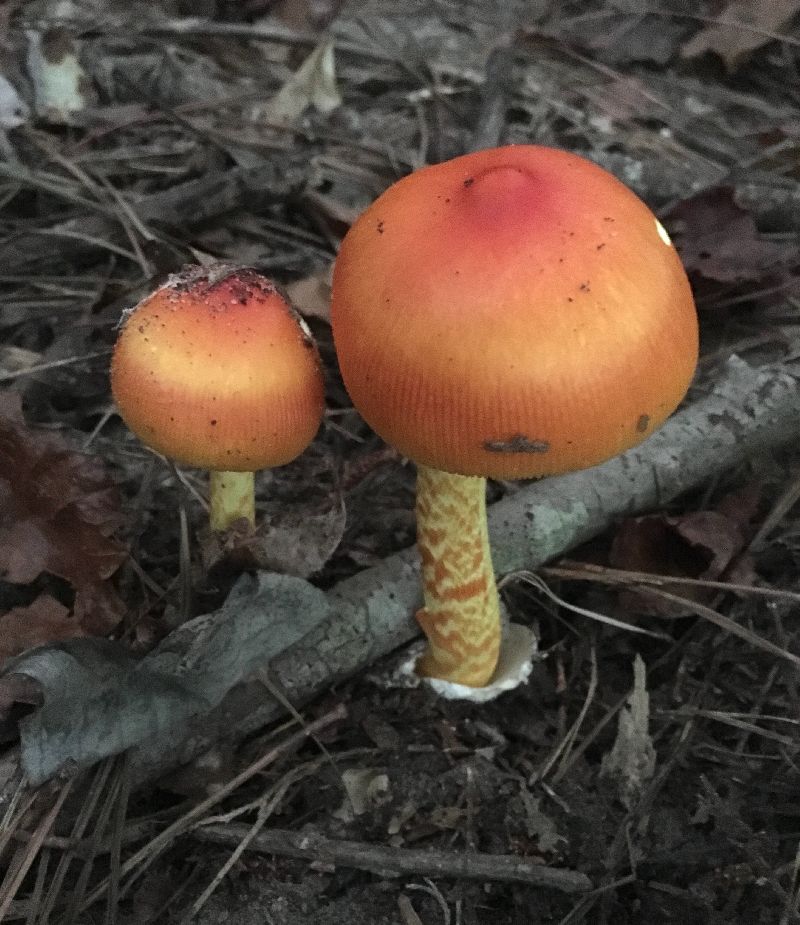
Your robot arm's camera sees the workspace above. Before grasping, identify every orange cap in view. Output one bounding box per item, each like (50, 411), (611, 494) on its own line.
(111, 265), (325, 471)
(331, 145), (698, 479)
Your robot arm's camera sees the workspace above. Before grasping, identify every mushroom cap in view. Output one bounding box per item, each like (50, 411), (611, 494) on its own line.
(331, 145), (698, 479)
(111, 265), (325, 471)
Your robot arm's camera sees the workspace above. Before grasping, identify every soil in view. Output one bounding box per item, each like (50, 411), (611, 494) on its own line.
(0, 1), (799, 923)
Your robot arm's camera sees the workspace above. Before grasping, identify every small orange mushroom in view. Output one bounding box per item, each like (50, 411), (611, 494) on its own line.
(331, 144), (698, 689)
(112, 264), (325, 531)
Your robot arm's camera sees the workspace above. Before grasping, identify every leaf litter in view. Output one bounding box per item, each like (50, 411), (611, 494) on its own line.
(0, 391), (126, 664)
(680, 0), (800, 71)
(0, 0), (799, 922)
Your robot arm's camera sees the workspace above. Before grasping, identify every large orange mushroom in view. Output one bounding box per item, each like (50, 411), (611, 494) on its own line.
(112, 265), (325, 531)
(331, 145), (698, 690)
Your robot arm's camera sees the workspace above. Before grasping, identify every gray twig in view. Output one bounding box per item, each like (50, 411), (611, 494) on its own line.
(194, 824), (593, 893)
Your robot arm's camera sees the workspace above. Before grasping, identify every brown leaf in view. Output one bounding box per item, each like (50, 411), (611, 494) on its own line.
(0, 392), (127, 589)
(665, 186), (791, 285)
(610, 506), (753, 614)
(611, 516), (711, 583)
(0, 594), (86, 664)
(73, 582), (127, 636)
(680, 0), (800, 71)
(612, 510), (748, 581)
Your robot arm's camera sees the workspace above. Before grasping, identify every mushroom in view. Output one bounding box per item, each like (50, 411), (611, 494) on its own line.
(331, 145), (698, 691)
(111, 264), (325, 531)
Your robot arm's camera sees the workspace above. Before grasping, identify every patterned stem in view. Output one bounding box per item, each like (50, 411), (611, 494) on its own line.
(415, 465), (501, 686)
(209, 470), (255, 531)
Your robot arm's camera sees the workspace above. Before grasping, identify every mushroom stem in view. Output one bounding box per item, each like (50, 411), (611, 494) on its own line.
(414, 465), (501, 686)
(209, 470), (256, 531)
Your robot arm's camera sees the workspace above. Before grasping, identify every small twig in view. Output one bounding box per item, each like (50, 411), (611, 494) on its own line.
(659, 706), (796, 746)
(398, 893), (426, 925)
(144, 19), (397, 63)
(469, 34), (516, 152)
(0, 780), (74, 921)
(183, 766), (305, 922)
(37, 758), (115, 923)
(500, 571), (671, 639)
(62, 758), (128, 925)
(407, 879), (450, 924)
(533, 647), (598, 785)
(193, 824), (593, 894)
(0, 162), (305, 272)
(541, 561), (800, 606)
(639, 586), (800, 670)
(649, 7), (800, 51)
(0, 349), (111, 383)
(749, 468), (800, 552)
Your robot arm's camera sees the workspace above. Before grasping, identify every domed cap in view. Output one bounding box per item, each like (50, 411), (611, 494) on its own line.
(112, 265), (325, 471)
(331, 145), (698, 479)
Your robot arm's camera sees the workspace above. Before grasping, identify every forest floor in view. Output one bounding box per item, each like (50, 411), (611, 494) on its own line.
(1, 1), (800, 923)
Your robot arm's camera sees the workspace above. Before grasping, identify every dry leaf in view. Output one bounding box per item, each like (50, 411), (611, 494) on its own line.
(0, 594), (85, 665)
(263, 38), (341, 125)
(600, 654), (655, 809)
(680, 0), (800, 70)
(0, 393), (126, 589)
(666, 186), (791, 285)
(333, 768), (391, 821)
(285, 265), (333, 323)
(0, 392), (126, 665)
(610, 504), (754, 616)
(25, 27), (96, 123)
(73, 582), (127, 636)
(1, 573), (330, 784)
(201, 497), (346, 579)
(612, 510), (746, 581)
(519, 789), (565, 854)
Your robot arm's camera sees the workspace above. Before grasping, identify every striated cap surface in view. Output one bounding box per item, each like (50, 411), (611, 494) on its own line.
(112, 265), (325, 471)
(331, 145), (698, 479)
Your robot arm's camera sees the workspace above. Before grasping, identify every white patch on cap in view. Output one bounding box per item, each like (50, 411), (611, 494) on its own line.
(655, 219), (672, 246)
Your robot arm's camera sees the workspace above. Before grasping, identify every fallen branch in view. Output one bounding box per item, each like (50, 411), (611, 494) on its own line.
(134, 356), (800, 779)
(193, 824), (593, 893)
(4, 357), (799, 786)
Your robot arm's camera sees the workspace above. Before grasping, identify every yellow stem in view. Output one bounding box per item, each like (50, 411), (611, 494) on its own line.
(209, 470), (255, 531)
(414, 465), (501, 686)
